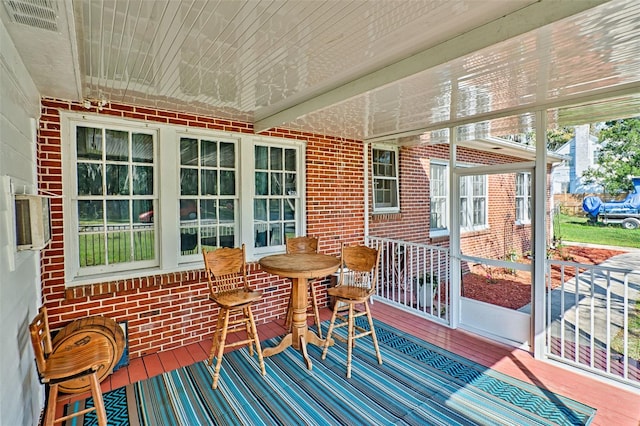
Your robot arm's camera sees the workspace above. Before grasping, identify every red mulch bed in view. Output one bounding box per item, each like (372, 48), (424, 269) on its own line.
(462, 245), (628, 310)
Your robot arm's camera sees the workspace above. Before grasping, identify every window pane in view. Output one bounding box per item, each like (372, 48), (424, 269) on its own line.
(132, 133), (153, 163)
(106, 164), (129, 195)
(133, 165), (153, 195)
(181, 168), (198, 195)
(201, 169), (217, 195)
(180, 228), (198, 254)
(270, 223), (282, 245)
(254, 199), (267, 221)
(271, 172), (283, 196)
(255, 172), (268, 195)
(285, 172), (296, 195)
(105, 130), (128, 161)
(133, 230), (155, 260)
(133, 199), (153, 224)
(220, 170), (235, 195)
(255, 145), (268, 169)
(220, 142), (234, 168)
(180, 138), (198, 165)
(77, 127), (102, 160)
(201, 199), (217, 221)
(79, 233), (105, 267)
(106, 200), (129, 225)
(270, 147), (282, 170)
(269, 199), (281, 221)
(78, 200), (103, 226)
(219, 200), (234, 224)
(284, 198), (295, 220)
(285, 149), (296, 171)
(201, 140), (217, 167)
(180, 199), (197, 222)
(77, 163), (103, 195)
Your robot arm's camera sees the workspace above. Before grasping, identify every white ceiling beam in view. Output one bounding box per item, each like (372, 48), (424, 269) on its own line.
(254, 0), (607, 133)
(365, 81), (640, 143)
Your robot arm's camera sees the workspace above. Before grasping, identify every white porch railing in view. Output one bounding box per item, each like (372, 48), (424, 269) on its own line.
(367, 237), (450, 325)
(545, 259), (640, 388)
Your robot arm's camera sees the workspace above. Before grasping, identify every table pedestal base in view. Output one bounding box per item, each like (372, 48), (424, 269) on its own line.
(263, 330), (334, 370)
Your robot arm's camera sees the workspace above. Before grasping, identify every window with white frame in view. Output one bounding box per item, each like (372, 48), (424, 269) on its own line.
(460, 174), (487, 230)
(430, 163), (488, 233)
(515, 172), (531, 223)
(63, 114), (303, 284)
(178, 136), (238, 257)
(430, 162), (448, 233)
(372, 146), (399, 212)
(73, 125), (158, 275)
(254, 145), (298, 248)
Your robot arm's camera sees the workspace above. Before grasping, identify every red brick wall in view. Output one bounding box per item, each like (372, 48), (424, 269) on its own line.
(38, 98), (365, 358)
(368, 144), (536, 260)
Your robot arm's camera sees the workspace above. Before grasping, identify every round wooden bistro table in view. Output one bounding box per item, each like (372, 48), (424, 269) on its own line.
(258, 252), (340, 370)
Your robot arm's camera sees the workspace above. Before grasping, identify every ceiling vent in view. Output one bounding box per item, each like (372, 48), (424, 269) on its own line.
(3, 0), (58, 32)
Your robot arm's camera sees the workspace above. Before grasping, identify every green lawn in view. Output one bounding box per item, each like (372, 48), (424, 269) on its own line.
(556, 214), (640, 249)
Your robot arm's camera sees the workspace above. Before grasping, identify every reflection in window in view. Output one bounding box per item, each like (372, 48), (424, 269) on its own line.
(179, 137), (237, 255)
(254, 145), (298, 248)
(75, 126), (156, 271)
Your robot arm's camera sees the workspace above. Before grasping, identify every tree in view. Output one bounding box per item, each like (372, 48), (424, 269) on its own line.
(546, 127), (574, 151)
(582, 117), (640, 194)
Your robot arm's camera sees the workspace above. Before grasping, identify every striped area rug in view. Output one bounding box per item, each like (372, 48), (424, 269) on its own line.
(65, 319), (596, 425)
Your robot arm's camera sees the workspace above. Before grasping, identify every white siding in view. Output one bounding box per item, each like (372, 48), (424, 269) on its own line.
(0, 18), (44, 426)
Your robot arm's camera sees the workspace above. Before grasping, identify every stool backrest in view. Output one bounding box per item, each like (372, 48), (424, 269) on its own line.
(202, 244), (249, 297)
(286, 236), (318, 254)
(29, 306), (52, 376)
(339, 244), (380, 295)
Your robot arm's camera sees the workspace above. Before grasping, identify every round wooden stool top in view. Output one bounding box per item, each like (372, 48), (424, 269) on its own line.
(51, 315), (125, 393)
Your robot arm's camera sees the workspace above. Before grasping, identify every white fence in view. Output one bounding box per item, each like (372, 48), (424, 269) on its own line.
(546, 259), (640, 388)
(367, 237), (450, 324)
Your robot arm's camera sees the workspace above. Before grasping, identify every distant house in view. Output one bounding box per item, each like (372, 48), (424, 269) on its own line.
(551, 124), (602, 194)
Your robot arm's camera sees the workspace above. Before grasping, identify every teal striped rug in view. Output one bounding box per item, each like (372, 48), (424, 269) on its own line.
(65, 320), (595, 425)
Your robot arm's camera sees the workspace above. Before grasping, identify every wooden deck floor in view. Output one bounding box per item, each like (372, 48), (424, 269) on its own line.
(56, 303), (640, 425)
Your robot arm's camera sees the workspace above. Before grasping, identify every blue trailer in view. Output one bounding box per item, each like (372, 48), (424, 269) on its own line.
(582, 176), (640, 229)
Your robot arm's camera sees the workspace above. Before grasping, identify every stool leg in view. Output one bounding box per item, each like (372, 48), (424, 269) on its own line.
(212, 309), (230, 390)
(89, 371), (108, 426)
(321, 302), (339, 360)
(309, 282), (322, 338)
(246, 306), (266, 376)
(243, 307), (255, 356)
(44, 383), (57, 426)
(208, 313), (225, 365)
(365, 301), (382, 365)
(346, 303), (354, 379)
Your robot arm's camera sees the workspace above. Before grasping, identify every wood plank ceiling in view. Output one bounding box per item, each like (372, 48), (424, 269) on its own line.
(2, 0), (639, 142)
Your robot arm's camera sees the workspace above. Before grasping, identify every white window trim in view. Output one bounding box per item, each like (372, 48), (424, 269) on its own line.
(429, 162), (489, 236)
(430, 160), (449, 238)
(515, 172), (532, 225)
(61, 112), (305, 287)
(371, 144), (400, 213)
(460, 175), (489, 233)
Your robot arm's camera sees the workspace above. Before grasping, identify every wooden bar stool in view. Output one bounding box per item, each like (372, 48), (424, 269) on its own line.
(321, 243), (383, 378)
(203, 244), (266, 389)
(284, 236), (323, 337)
(29, 306), (110, 426)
